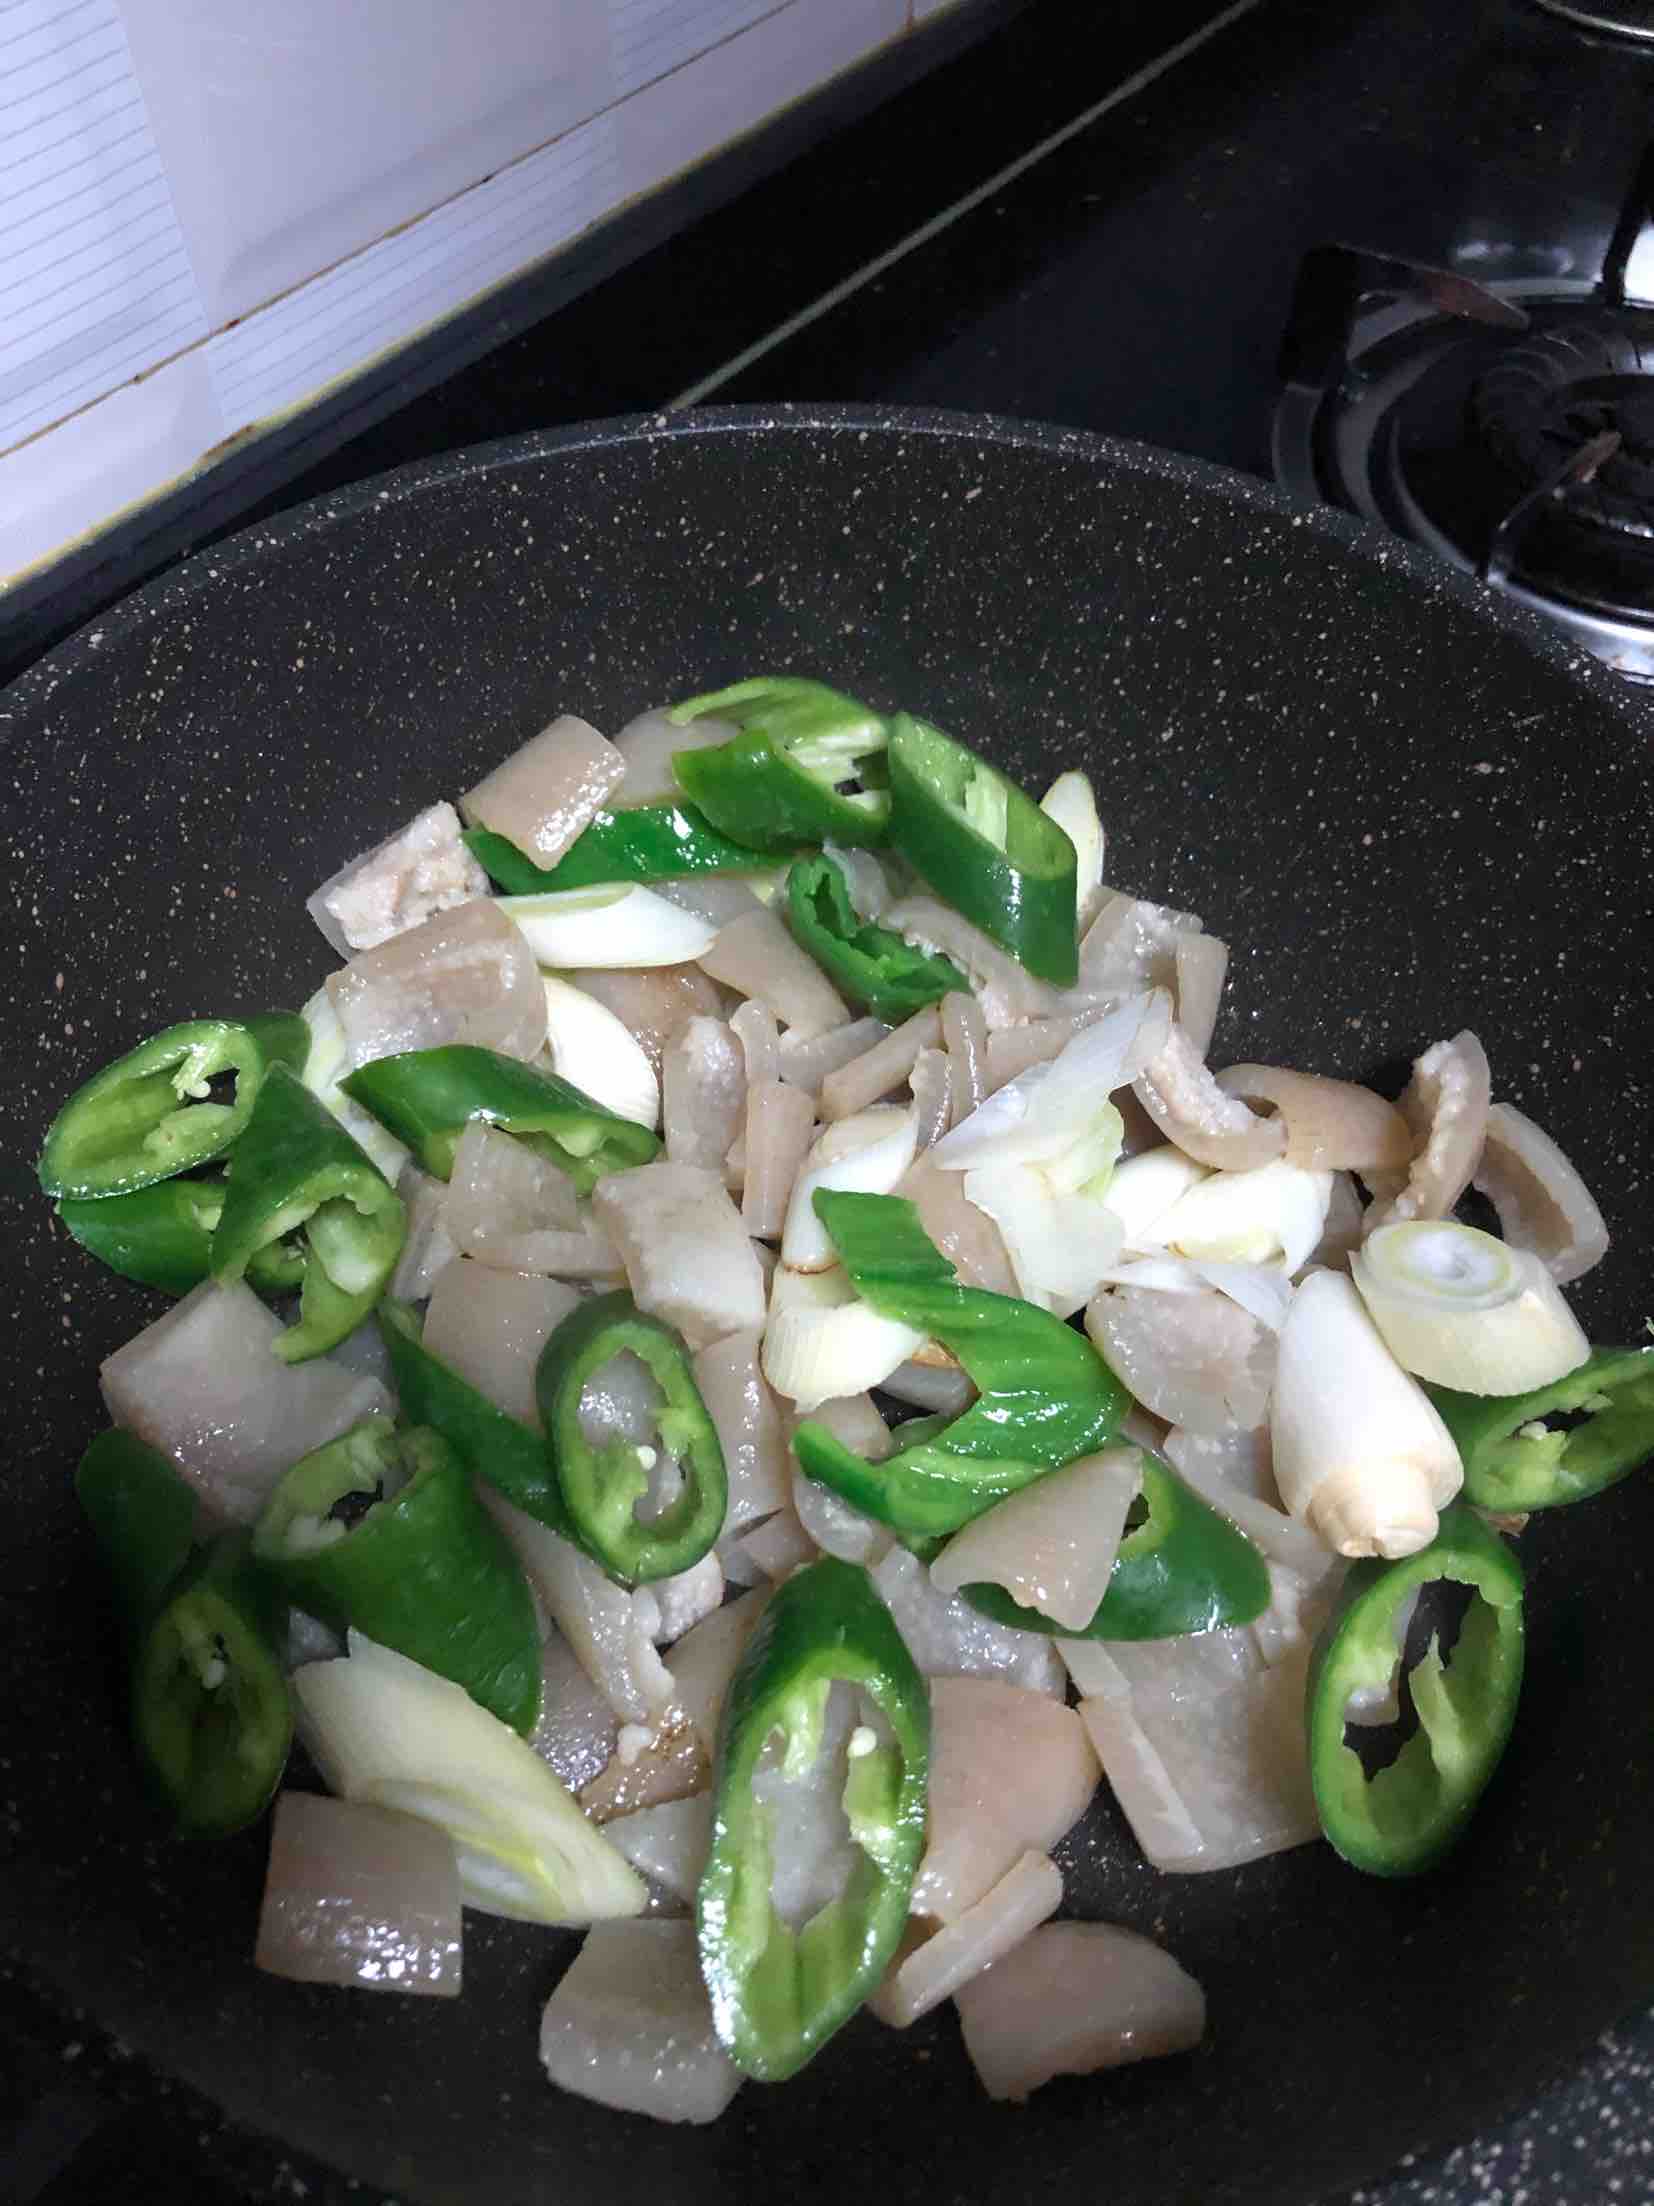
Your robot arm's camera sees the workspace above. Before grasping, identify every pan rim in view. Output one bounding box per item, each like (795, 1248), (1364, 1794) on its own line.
(3, 401), (1649, 750)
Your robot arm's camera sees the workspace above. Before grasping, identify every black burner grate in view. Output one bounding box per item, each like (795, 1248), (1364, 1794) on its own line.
(1473, 316), (1654, 537)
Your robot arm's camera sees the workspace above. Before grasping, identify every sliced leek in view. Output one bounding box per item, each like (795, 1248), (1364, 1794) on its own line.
(540, 975), (659, 1129)
(1270, 1270), (1463, 1560)
(780, 1107), (919, 1272)
(1152, 1158), (1333, 1274)
(493, 886), (717, 968)
(760, 1263), (923, 1412)
(1039, 770), (1105, 932)
(298, 985), (411, 1183)
(292, 1630), (646, 1925)
(1352, 1221), (1590, 1395)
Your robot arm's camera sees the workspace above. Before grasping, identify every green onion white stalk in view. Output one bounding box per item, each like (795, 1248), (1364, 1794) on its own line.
(540, 976), (659, 1128)
(299, 985), (410, 1182)
(494, 886), (718, 969)
(1151, 1158), (1333, 1273)
(1351, 1220), (1590, 1394)
(1039, 771), (1105, 932)
(293, 1631), (647, 1925)
(780, 1106), (919, 1272)
(1270, 1270), (1463, 1558)
(761, 1264), (925, 1413)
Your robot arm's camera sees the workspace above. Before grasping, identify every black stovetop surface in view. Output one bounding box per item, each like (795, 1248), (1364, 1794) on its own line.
(7, 2), (1654, 2200)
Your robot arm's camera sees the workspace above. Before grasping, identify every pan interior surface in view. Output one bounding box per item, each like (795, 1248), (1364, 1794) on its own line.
(2, 407), (1651, 2206)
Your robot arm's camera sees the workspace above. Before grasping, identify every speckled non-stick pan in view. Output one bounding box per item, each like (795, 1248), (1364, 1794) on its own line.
(3, 405), (1651, 2206)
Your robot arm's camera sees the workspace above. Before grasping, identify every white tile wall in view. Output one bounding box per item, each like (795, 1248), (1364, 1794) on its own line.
(616, 0), (905, 203)
(118, 0), (616, 328)
(0, 0), (916, 587)
(0, 0), (203, 446)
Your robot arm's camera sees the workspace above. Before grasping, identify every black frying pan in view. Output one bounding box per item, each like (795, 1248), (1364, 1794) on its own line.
(3, 406), (1651, 2206)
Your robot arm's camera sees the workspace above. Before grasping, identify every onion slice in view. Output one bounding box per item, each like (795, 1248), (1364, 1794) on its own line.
(1149, 1158), (1332, 1274)
(1040, 770), (1105, 930)
(541, 977), (659, 1128)
(932, 992), (1169, 1172)
(1351, 1219), (1590, 1394)
(782, 1107), (920, 1271)
(293, 1632), (646, 1926)
(762, 1265), (923, 1412)
(496, 886), (717, 969)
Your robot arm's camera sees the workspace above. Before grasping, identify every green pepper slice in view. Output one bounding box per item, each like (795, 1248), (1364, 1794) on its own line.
(669, 678), (892, 853)
(1425, 1346), (1654, 1513)
(1306, 1503), (1524, 1877)
(697, 1557), (928, 2080)
(791, 1192), (1128, 1539)
(210, 1065), (405, 1363)
(465, 802), (778, 892)
(534, 1290), (727, 1586)
(887, 713), (1078, 987)
(376, 1298), (572, 1533)
(252, 1419), (541, 1735)
(783, 853), (971, 1022)
(38, 1013), (309, 1199)
(58, 1176), (306, 1297)
(960, 1449), (1270, 1640)
(341, 1044), (660, 1192)
(76, 1429), (197, 1626)
(133, 1531), (294, 1839)
(76, 1431), (293, 1837)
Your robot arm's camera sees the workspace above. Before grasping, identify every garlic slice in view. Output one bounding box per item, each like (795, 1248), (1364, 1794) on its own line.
(1351, 1219), (1590, 1394)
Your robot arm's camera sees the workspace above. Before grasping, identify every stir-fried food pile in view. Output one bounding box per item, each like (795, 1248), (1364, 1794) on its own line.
(40, 679), (1652, 2121)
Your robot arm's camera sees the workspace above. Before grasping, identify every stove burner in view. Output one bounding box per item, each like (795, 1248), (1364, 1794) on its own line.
(1529, 0), (1654, 40)
(1273, 248), (1654, 681)
(1473, 316), (1654, 538)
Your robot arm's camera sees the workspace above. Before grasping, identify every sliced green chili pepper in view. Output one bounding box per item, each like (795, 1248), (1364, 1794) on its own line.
(1306, 1503), (1524, 1878)
(377, 1299), (572, 1539)
(133, 1530), (294, 1839)
(784, 852), (970, 1021)
(960, 1448), (1270, 1640)
(534, 1290), (727, 1586)
(210, 1065), (405, 1363)
(38, 1013), (309, 1199)
(252, 1419), (541, 1735)
(58, 1176), (306, 1297)
(76, 1429), (197, 1626)
(792, 1192), (1128, 1539)
(464, 800), (780, 892)
(341, 1044), (660, 1192)
(697, 1556), (928, 2080)
(887, 713), (1078, 987)
(1425, 1347), (1654, 1514)
(669, 677), (892, 853)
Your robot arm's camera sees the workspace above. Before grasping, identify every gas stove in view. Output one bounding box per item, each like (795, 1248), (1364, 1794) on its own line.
(1274, 9), (1654, 680)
